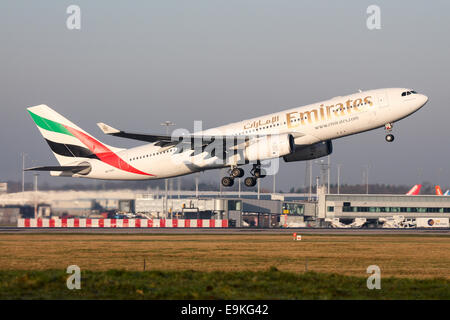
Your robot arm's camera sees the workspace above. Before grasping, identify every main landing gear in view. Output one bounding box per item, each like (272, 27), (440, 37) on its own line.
(221, 162), (266, 188)
(384, 123), (395, 142)
(221, 167), (244, 187)
(245, 161), (265, 187)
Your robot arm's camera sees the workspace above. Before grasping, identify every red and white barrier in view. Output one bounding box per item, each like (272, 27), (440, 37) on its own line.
(18, 218), (229, 228)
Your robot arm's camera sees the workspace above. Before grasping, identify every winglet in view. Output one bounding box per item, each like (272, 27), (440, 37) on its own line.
(97, 122), (121, 134)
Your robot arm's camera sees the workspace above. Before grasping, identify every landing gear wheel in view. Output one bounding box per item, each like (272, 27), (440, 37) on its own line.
(385, 134), (394, 142)
(253, 170), (266, 179)
(221, 176), (234, 187)
(244, 177), (257, 187)
(230, 167), (244, 178)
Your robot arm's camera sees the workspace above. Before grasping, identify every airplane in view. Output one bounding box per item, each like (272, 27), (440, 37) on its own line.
(25, 88), (428, 187)
(435, 185), (450, 196)
(406, 184), (421, 195)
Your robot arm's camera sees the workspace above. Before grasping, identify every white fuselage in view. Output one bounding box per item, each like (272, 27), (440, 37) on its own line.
(80, 88), (428, 180)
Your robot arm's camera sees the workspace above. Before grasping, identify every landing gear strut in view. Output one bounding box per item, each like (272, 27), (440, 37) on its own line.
(384, 123), (394, 142)
(250, 161), (266, 179)
(243, 161), (266, 187)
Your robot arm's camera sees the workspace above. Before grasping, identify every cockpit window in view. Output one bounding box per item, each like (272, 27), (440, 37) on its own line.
(402, 90), (418, 96)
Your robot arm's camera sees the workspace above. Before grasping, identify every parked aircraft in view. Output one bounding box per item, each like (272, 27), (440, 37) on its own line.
(406, 184), (422, 195)
(435, 185), (450, 196)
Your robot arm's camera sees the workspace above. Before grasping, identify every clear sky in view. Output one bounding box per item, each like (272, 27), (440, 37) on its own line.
(1, 1), (449, 191)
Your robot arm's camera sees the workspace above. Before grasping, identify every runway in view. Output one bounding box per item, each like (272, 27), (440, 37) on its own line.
(0, 227), (449, 235)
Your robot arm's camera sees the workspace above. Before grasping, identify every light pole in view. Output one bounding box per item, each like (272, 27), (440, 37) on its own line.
(315, 159), (328, 193)
(257, 178), (260, 200)
(169, 178), (173, 218)
(363, 164), (370, 194)
(417, 168), (423, 184)
(33, 174), (39, 218)
(273, 174), (276, 194)
(219, 169), (223, 197)
(195, 173), (199, 198)
(337, 164), (342, 194)
(327, 155), (330, 194)
(308, 161), (312, 201)
(160, 121), (175, 218)
(21, 153), (26, 193)
(238, 178), (241, 198)
(316, 176), (320, 200)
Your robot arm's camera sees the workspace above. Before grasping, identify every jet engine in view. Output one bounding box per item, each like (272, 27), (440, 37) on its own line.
(283, 140), (332, 162)
(245, 134), (294, 162)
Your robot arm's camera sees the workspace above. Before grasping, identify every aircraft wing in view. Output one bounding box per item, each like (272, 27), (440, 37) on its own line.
(96, 122), (306, 154)
(96, 122), (253, 147)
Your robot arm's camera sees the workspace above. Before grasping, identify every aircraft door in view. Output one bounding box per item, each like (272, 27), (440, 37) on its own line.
(376, 92), (389, 108)
(369, 91), (389, 123)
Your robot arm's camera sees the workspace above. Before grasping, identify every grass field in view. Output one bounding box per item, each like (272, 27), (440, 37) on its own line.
(0, 233), (449, 299)
(1, 269), (449, 299)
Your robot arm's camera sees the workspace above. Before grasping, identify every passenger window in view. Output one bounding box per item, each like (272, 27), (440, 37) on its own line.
(401, 92), (406, 96)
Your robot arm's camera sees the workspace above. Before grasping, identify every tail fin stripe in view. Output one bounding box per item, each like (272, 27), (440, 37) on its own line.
(64, 125), (153, 176)
(28, 110), (75, 137)
(28, 105), (154, 177)
(45, 139), (99, 160)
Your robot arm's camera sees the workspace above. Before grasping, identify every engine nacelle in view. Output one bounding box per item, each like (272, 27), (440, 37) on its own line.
(245, 134), (294, 162)
(75, 161), (92, 175)
(283, 140), (332, 162)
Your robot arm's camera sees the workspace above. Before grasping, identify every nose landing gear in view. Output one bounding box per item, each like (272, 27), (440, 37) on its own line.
(384, 123), (395, 142)
(385, 134), (394, 142)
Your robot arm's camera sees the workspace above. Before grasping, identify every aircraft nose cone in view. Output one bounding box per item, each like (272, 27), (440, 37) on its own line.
(419, 94), (429, 106)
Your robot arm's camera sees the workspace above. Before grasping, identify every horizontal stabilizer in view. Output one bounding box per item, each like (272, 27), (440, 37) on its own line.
(24, 165), (91, 174)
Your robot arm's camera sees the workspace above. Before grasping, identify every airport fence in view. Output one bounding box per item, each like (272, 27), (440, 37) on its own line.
(17, 218), (228, 228)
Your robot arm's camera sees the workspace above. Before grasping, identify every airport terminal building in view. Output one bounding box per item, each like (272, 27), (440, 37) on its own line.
(317, 192), (450, 228)
(1, 188), (450, 228)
